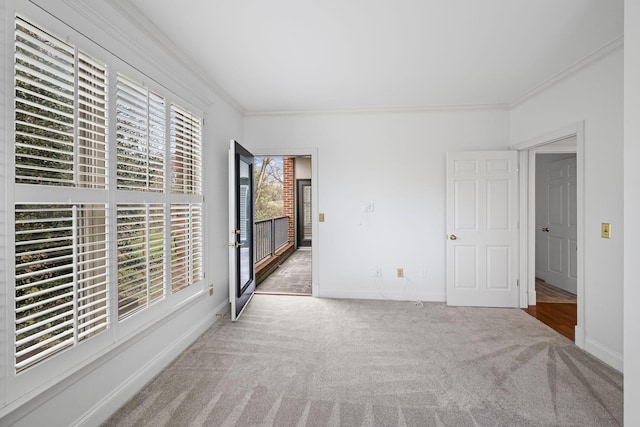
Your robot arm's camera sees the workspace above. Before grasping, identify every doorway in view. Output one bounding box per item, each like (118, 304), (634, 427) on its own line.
(515, 127), (583, 345)
(525, 148), (578, 340)
(252, 151), (317, 297)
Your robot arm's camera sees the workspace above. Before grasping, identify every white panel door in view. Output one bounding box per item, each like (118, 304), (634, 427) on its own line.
(446, 151), (519, 307)
(541, 156), (577, 294)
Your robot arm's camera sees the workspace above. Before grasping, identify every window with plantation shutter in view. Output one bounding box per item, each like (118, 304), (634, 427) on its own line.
(13, 16), (111, 373)
(15, 19), (75, 186)
(9, 14), (206, 384)
(15, 18), (108, 188)
(117, 204), (165, 320)
(171, 204), (203, 293)
(116, 74), (166, 192)
(170, 104), (202, 194)
(14, 204), (108, 372)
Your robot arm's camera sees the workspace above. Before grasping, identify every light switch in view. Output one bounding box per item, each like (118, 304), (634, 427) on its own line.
(601, 223), (611, 239)
(319, 213), (325, 222)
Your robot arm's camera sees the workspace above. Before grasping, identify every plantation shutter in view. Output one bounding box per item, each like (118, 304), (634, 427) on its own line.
(117, 204), (165, 320)
(116, 75), (166, 192)
(170, 203), (203, 293)
(14, 204), (108, 372)
(15, 18), (75, 186)
(77, 52), (108, 188)
(170, 104), (202, 194)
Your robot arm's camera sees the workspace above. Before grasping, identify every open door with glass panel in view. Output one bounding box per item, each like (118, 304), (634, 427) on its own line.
(228, 140), (255, 321)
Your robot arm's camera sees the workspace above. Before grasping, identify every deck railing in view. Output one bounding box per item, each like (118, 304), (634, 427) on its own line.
(255, 216), (289, 262)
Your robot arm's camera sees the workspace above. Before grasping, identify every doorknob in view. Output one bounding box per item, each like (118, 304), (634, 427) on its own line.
(449, 234), (457, 241)
(541, 227), (550, 232)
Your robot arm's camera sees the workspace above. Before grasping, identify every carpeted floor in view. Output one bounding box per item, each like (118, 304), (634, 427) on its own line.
(103, 295), (622, 426)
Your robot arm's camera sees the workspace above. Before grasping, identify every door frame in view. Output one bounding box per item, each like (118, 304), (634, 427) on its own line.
(512, 121), (585, 349)
(251, 147), (319, 297)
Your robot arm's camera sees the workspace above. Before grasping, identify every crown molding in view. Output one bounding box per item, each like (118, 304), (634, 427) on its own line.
(50, 0), (245, 114)
(510, 35), (624, 108)
(244, 103), (510, 117)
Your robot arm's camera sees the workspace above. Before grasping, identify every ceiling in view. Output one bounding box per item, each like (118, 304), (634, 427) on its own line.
(123, 0), (623, 113)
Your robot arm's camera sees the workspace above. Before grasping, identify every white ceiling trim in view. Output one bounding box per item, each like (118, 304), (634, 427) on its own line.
(244, 103), (510, 117)
(510, 36), (623, 108)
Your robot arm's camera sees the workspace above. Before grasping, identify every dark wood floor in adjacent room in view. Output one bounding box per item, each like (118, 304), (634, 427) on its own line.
(523, 303), (577, 341)
(523, 279), (577, 341)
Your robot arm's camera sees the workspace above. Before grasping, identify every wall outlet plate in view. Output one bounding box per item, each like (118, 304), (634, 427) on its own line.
(396, 268), (404, 278)
(601, 223), (611, 239)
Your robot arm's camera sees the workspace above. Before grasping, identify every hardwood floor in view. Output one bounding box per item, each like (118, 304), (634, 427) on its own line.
(523, 303), (577, 341)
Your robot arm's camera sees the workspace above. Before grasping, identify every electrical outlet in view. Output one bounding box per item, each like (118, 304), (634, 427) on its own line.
(396, 268), (404, 278)
(365, 203), (374, 213)
(209, 285), (214, 296)
(371, 268), (381, 277)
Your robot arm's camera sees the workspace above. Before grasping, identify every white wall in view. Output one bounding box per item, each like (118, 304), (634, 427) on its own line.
(244, 109), (509, 301)
(510, 48), (624, 368)
(295, 157), (312, 180)
(624, 0), (640, 424)
(0, 1), (242, 425)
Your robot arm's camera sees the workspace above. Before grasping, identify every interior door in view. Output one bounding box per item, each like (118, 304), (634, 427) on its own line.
(228, 140), (255, 321)
(446, 151), (519, 307)
(540, 156), (577, 294)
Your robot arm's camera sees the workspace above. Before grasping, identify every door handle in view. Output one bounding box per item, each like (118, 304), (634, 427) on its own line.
(541, 227), (550, 232)
(449, 234), (457, 241)
(226, 242), (242, 247)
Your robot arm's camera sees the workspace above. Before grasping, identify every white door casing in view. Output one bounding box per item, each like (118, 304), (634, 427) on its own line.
(446, 151), (519, 307)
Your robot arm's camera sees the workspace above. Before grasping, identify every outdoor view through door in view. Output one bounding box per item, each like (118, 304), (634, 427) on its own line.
(254, 156), (312, 296)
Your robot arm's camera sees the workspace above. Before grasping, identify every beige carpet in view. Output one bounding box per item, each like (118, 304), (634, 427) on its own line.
(103, 295), (622, 426)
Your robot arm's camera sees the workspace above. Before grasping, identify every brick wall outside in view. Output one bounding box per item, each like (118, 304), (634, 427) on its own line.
(283, 157), (295, 243)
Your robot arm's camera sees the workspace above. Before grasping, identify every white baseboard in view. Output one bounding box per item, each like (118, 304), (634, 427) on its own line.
(318, 288), (446, 302)
(75, 300), (229, 426)
(584, 336), (623, 373)
(575, 325), (585, 348)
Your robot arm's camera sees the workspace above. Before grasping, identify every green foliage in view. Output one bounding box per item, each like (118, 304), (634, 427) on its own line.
(254, 157), (283, 220)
